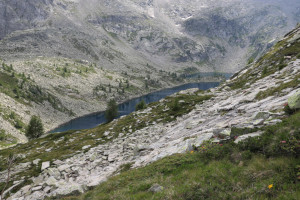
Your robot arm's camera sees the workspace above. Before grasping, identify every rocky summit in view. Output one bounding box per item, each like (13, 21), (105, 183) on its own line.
(0, 1), (300, 200)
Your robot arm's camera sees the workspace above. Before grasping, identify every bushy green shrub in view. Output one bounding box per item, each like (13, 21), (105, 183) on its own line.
(241, 150), (252, 160)
(14, 120), (23, 129)
(135, 100), (147, 111)
(171, 99), (180, 111)
(283, 103), (294, 115)
(105, 99), (119, 123)
(26, 115), (44, 139)
(262, 66), (268, 76)
(0, 130), (6, 141)
(278, 63), (287, 71)
(197, 141), (234, 161)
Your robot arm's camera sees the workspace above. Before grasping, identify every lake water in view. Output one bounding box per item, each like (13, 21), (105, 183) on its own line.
(50, 82), (220, 133)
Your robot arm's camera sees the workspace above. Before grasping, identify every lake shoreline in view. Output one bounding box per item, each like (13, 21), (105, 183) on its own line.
(47, 79), (225, 134)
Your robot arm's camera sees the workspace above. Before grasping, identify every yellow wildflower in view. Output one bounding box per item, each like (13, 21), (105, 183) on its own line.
(268, 184), (273, 189)
(190, 151), (194, 154)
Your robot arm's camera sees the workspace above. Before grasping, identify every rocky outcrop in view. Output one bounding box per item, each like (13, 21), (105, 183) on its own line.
(0, 0), (53, 39)
(288, 90), (300, 109)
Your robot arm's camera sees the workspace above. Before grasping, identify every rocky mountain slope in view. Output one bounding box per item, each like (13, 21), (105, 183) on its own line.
(0, 0), (300, 146)
(0, 24), (299, 199)
(1, 0), (300, 72)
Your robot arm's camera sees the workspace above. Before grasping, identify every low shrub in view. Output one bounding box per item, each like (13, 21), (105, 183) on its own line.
(278, 63), (287, 71)
(171, 99), (180, 111)
(135, 100), (147, 111)
(0, 130), (6, 141)
(284, 103), (295, 115)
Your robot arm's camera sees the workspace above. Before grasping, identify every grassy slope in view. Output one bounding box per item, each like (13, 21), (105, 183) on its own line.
(60, 111), (300, 200)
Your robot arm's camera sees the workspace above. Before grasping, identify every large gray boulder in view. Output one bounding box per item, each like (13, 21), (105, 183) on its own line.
(41, 161), (50, 171)
(234, 132), (263, 143)
(288, 90), (300, 109)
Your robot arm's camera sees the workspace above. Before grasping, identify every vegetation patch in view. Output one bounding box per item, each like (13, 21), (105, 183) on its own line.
(0, 63), (73, 115)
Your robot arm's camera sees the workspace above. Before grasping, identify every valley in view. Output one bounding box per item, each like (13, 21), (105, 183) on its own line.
(0, 23), (299, 200)
(0, 0), (300, 199)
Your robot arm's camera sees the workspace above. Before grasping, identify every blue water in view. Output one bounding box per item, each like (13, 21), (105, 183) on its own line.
(50, 82), (220, 133)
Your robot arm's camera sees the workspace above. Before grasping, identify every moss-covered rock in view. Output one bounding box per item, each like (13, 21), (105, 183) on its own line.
(288, 90), (300, 109)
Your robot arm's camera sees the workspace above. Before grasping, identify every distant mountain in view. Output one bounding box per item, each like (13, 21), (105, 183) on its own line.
(0, 0), (299, 73)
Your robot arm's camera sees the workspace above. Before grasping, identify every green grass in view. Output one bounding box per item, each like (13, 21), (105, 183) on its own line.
(60, 111), (300, 200)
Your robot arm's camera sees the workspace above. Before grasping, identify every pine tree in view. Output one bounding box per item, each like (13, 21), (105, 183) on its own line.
(135, 100), (146, 111)
(26, 115), (44, 139)
(105, 99), (119, 123)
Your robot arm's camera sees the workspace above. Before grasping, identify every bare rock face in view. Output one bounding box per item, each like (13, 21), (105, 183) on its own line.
(0, 0), (53, 40)
(0, 0), (299, 73)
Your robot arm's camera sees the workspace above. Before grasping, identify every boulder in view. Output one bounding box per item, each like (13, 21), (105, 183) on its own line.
(41, 161), (50, 171)
(253, 119), (265, 126)
(148, 184), (164, 193)
(47, 168), (61, 179)
(58, 164), (70, 172)
(136, 144), (152, 152)
(32, 186), (43, 192)
(82, 145), (91, 150)
(33, 175), (44, 185)
(55, 182), (86, 195)
(179, 88), (198, 95)
(45, 176), (57, 186)
(53, 160), (64, 165)
(288, 90), (300, 109)
(43, 186), (52, 194)
(30, 191), (44, 199)
(108, 153), (119, 162)
(213, 129), (231, 139)
(20, 185), (31, 194)
(180, 139), (194, 152)
(253, 112), (270, 120)
(33, 159), (41, 165)
(234, 132), (263, 143)
(89, 153), (98, 161)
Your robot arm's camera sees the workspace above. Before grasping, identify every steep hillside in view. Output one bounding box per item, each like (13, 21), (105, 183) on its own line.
(0, 25), (299, 199)
(0, 0), (300, 146)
